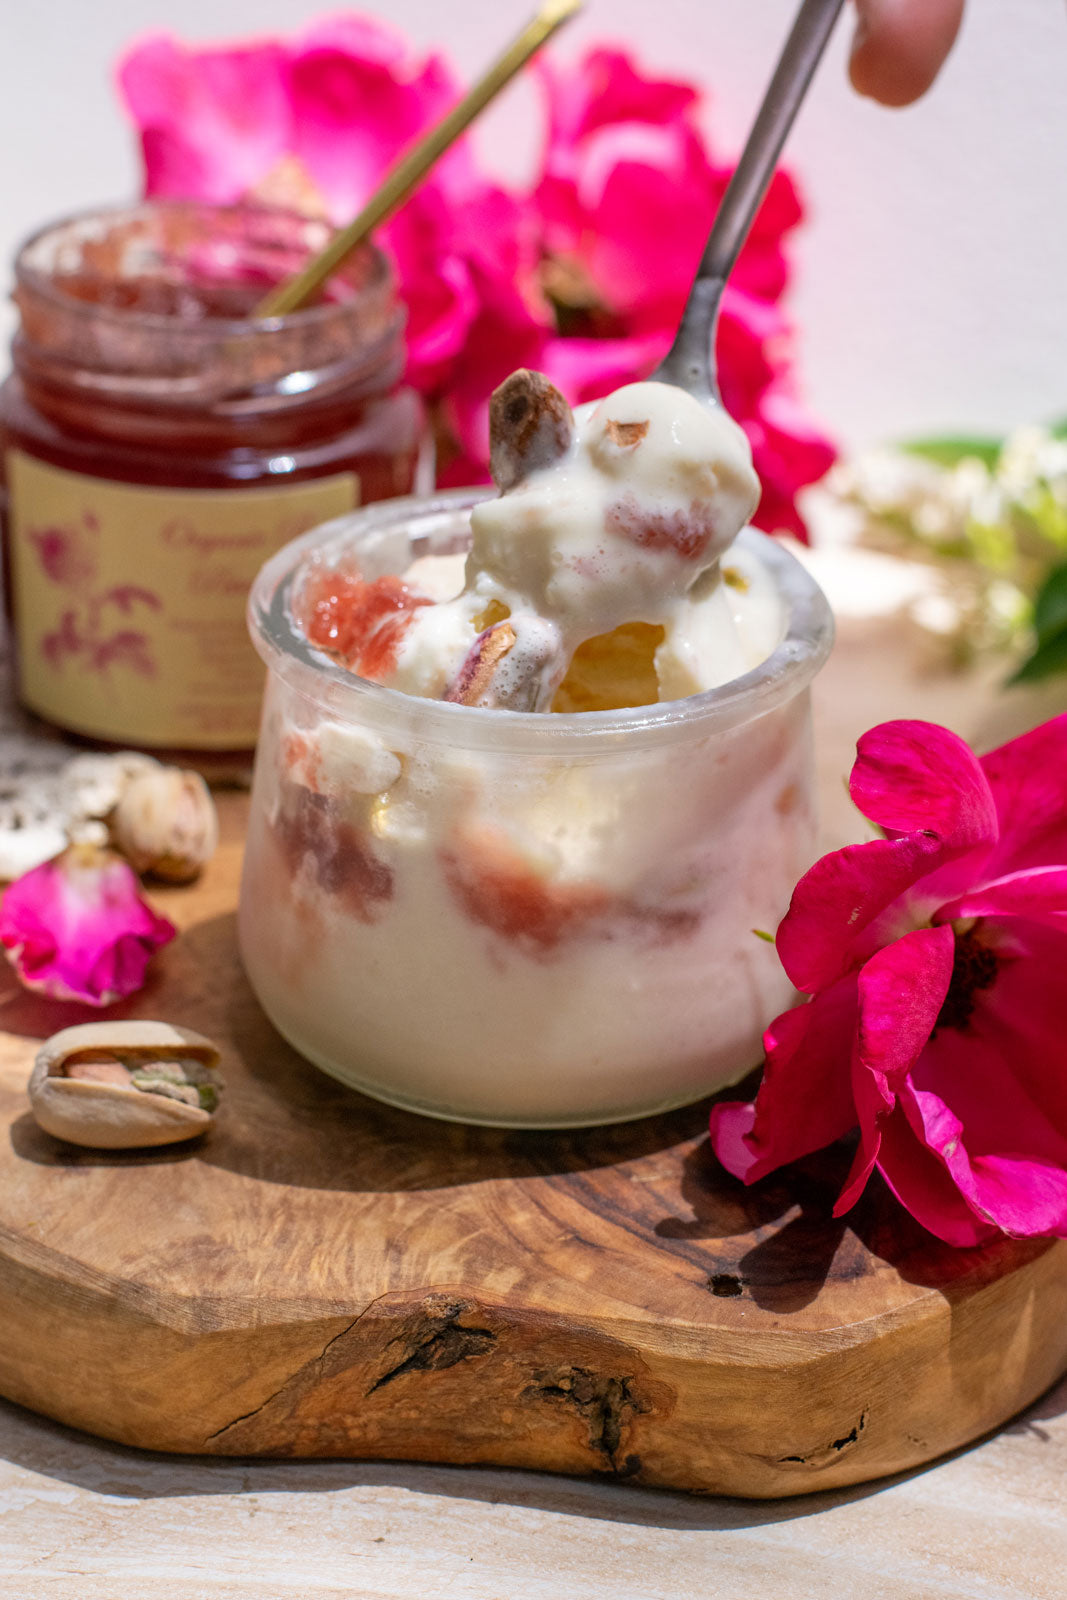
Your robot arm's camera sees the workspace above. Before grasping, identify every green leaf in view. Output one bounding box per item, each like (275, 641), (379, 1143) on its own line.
(899, 435), (1003, 470)
(1048, 417), (1067, 440)
(751, 928), (775, 943)
(1033, 562), (1067, 641)
(1009, 622), (1067, 684)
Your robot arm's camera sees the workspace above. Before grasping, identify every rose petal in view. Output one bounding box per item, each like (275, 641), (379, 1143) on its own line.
(901, 1083), (1067, 1240)
(855, 925), (955, 1086)
(844, 719), (1000, 941)
(0, 844), (175, 1006)
(287, 24), (457, 221)
(957, 1153), (1067, 1237)
(383, 196), (480, 392)
(833, 1125), (882, 1218)
(710, 976), (859, 1184)
(568, 122), (721, 317)
(872, 1093), (999, 1247)
(980, 713), (1067, 877)
(439, 270), (550, 470)
(936, 865), (1067, 932)
(118, 35), (291, 202)
(539, 47), (700, 150)
(871, 919), (1067, 1239)
(776, 831), (949, 992)
(832, 926), (954, 1214)
(539, 332), (668, 408)
(850, 720), (998, 847)
(743, 386), (837, 540)
(914, 919), (1067, 1152)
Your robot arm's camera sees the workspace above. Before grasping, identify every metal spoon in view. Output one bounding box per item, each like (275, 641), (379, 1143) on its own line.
(652, 0), (846, 403)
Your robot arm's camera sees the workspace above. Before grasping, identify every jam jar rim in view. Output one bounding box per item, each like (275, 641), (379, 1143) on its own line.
(247, 487), (836, 757)
(13, 198), (396, 341)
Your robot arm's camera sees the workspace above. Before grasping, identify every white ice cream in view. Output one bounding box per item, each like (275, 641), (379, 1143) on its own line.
(239, 679), (814, 1126)
(386, 380), (763, 708)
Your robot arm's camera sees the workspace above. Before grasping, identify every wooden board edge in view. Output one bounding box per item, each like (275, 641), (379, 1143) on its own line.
(2, 1241), (1066, 1498)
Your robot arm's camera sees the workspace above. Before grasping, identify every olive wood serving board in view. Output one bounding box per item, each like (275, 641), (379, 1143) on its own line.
(0, 789), (1065, 1499)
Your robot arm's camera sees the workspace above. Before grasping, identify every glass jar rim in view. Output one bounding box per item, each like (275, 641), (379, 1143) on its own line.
(13, 198), (395, 340)
(248, 487), (835, 755)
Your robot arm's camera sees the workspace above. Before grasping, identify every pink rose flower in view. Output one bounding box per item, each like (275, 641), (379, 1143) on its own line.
(710, 715), (1067, 1247)
(0, 842), (175, 1006)
(116, 25), (833, 535)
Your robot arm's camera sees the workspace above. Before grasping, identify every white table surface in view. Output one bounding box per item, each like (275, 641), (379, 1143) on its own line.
(1, 1376), (1066, 1600)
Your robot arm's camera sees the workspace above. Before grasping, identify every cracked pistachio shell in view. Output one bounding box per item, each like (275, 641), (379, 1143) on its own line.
(29, 1021), (222, 1149)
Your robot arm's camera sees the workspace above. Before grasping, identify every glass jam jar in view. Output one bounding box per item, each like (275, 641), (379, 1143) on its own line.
(0, 201), (428, 753)
(239, 490), (834, 1128)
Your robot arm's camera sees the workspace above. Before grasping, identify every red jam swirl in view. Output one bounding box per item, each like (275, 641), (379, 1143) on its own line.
(298, 569), (433, 682)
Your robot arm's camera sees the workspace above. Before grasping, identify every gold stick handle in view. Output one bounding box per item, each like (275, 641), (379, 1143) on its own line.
(255, 0), (582, 319)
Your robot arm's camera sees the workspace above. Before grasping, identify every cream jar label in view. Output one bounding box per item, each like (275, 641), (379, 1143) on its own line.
(6, 451), (359, 748)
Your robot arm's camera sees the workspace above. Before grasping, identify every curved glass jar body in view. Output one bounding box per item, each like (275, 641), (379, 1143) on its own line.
(239, 490), (834, 1128)
(0, 201), (428, 753)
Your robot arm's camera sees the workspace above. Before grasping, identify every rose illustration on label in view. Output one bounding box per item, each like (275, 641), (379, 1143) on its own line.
(30, 512), (162, 679)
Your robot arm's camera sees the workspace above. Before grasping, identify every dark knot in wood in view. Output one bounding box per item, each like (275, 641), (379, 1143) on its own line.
(528, 1365), (648, 1476)
(368, 1299), (496, 1394)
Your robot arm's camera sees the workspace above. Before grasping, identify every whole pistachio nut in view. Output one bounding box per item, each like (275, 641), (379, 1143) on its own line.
(29, 1021), (223, 1149)
(111, 767), (219, 883)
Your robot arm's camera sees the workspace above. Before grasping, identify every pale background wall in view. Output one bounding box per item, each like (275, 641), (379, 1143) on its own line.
(2, 0), (1065, 452)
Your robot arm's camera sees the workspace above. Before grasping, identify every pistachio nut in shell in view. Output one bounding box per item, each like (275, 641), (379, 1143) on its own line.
(111, 767), (219, 883)
(29, 1020), (223, 1149)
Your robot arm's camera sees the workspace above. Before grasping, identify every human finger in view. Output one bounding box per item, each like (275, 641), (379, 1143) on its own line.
(849, 0), (965, 107)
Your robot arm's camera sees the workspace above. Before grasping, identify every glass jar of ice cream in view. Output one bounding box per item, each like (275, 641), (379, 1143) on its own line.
(238, 481), (833, 1128)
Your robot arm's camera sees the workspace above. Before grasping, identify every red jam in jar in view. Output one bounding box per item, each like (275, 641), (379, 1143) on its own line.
(0, 201), (428, 753)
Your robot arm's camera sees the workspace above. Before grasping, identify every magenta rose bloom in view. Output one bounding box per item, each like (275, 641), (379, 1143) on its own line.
(0, 842), (175, 1006)
(711, 715), (1067, 1246)
(117, 25), (834, 538)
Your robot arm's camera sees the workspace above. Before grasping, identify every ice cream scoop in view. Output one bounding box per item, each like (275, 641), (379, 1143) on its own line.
(427, 375), (763, 709)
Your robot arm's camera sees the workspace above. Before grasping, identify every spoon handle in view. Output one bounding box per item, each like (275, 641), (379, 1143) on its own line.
(653, 0), (846, 400)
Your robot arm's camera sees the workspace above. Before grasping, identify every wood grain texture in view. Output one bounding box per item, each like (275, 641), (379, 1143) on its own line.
(0, 787), (1063, 1497)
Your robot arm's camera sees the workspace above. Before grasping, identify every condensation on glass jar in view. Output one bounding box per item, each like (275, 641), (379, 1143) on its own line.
(0, 200), (430, 754)
(237, 489), (834, 1129)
